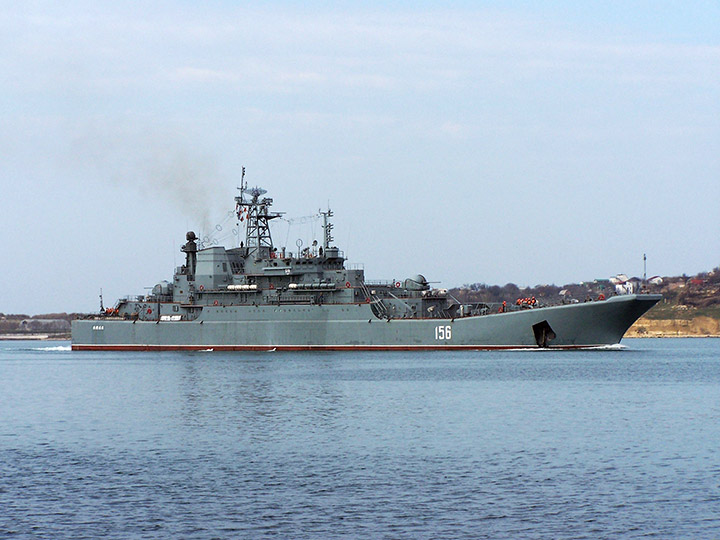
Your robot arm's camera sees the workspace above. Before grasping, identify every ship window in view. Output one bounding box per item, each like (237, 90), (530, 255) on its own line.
(173, 305), (179, 312)
(223, 263), (228, 272)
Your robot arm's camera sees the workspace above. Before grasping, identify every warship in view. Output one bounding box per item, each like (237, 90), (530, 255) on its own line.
(72, 179), (661, 351)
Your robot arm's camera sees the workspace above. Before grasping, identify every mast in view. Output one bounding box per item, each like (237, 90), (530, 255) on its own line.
(235, 171), (283, 259)
(320, 208), (334, 250)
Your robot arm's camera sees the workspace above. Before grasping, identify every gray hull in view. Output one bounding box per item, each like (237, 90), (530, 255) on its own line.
(72, 294), (660, 351)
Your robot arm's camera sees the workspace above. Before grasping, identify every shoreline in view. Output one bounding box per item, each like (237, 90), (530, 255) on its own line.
(626, 334), (720, 339)
(0, 334), (70, 341)
(625, 315), (720, 339)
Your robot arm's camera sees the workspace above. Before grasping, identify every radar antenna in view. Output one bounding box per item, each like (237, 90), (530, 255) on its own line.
(234, 169), (283, 258)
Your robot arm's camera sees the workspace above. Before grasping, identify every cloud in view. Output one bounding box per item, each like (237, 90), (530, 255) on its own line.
(3, 3), (717, 103)
(63, 121), (231, 232)
(168, 67), (242, 83)
(1, 2), (719, 314)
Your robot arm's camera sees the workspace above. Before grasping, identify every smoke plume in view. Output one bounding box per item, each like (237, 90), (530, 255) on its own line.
(71, 125), (230, 235)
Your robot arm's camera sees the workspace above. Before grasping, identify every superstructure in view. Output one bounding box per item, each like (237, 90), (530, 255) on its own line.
(72, 179), (661, 350)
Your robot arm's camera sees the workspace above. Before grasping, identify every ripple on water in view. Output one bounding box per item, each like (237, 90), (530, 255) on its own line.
(0, 339), (719, 539)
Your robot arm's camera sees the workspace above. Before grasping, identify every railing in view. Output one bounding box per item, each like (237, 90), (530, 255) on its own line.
(360, 282), (390, 318)
(281, 250), (346, 260)
(120, 295), (145, 303)
(364, 279), (394, 287)
(278, 294), (314, 304)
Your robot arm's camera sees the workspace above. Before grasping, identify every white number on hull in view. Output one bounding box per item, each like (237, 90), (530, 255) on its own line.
(434, 325), (452, 340)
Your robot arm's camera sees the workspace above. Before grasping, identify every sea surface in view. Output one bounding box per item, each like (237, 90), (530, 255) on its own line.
(1, 338), (719, 539)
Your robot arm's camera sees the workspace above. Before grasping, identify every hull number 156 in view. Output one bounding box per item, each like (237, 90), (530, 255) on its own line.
(434, 325), (452, 340)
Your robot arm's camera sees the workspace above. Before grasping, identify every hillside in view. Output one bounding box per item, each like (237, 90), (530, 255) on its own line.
(450, 267), (720, 338)
(0, 313), (77, 339)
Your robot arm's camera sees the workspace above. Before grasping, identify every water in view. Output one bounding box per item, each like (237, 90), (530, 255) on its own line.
(1, 339), (719, 539)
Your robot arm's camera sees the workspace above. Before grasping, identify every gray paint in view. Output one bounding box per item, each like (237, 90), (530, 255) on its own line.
(72, 294), (660, 349)
(72, 186), (660, 350)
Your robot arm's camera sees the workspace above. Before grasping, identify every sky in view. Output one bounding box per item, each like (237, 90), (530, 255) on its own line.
(1, 1), (719, 314)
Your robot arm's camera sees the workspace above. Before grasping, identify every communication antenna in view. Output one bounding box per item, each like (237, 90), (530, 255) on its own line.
(320, 208), (334, 249)
(235, 166), (249, 248)
(237, 166), (248, 203)
(643, 253), (647, 282)
(99, 288), (104, 312)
